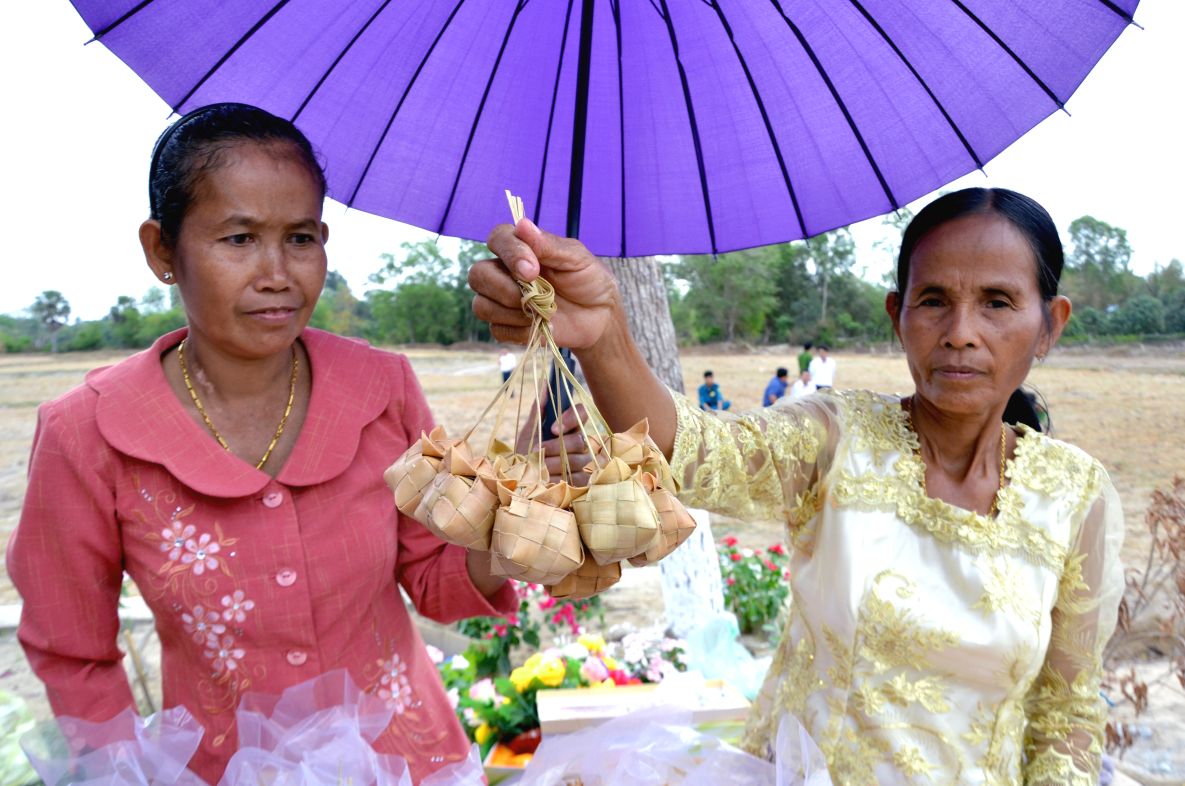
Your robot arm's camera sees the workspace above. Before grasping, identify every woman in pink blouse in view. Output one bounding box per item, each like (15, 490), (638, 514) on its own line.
(7, 103), (516, 784)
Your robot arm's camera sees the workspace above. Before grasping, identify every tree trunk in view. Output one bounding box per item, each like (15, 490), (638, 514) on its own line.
(601, 257), (683, 393)
(600, 256), (726, 637)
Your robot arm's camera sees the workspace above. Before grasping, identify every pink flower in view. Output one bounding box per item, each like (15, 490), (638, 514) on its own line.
(182, 605), (225, 645)
(447, 687), (460, 709)
(768, 543), (786, 556)
(727, 577), (736, 586)
(220, 589), (255, 623)
(160, 520), (196, 562)
(730, 552), (743, 562)
(469, 678), (497, 703)
(506, 614), (520, 627)
(581, 657), (609, 684)
(765, 560), (778, 572)
(493, 624), (508, 637)
(181, 533), (220, 575)
(721, 536), (738, 547)
(538, 596), (557, 611)
(205, 634), (244, 675)
(753, 548), (763, 556)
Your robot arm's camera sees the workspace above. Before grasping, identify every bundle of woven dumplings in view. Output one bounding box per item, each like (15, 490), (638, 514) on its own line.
(383, 192), (695, 600)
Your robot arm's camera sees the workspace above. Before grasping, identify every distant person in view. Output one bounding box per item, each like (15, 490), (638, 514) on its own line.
(762, 367), (790, 407)
(698, 370), (731, 411)
(789, 369), (816, 400)
(498, 347), (517, 383)
(797, 342), (814, 375)
(808, 345), (837, 390)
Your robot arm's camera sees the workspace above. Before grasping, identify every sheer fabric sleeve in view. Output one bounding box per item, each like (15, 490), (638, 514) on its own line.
(668, 389), (836, 535)
(1023, 466), (1125, 785)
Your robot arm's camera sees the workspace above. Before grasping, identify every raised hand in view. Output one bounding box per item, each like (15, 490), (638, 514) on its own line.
(470, 218), (622, 350)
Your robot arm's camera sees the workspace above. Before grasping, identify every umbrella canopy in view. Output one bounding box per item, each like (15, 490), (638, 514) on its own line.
(71, 0), (1137, 256)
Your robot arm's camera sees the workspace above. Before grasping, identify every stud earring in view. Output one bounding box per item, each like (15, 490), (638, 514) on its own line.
(162, 272), (173, 282)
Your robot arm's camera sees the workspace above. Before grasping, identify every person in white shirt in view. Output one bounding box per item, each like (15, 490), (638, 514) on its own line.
(807, 345), (836, 389)
(789, 369), (817, 400)
(498, 348), (517, 383)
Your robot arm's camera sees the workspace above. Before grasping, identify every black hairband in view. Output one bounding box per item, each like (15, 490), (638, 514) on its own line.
(147, 102), (255, 218)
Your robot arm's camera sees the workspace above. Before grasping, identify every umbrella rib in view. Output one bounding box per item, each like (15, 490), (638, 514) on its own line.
(292, 0), (395, 123)
(656, 0), (718, 254)
(708, 0), (807, 239)
(532, 0), (578, 226)
(611, 0), (628, 256)
(172, 0), (293, 112)
(768, 0), (899, 211)
(844, 0), (984, 170)
(348, 0), (471, 207)
(947, 0), (1064, 110)
(1095, 0), (1137, 24)
(88, 0), (158, 41)
(438, 1), (530, 234)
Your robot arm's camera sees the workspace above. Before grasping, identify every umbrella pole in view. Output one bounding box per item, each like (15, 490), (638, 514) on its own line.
(543, 0), (596, 438)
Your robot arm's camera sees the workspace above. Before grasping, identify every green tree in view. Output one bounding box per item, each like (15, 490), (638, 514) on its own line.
(1064, 216), (1137, 311)
(311, 270), (367, 336)
(805, 228), (856, 325)
(30, 290), (71, 352)
(108, 295), (144, 348)
(675, 250), (779, 342)
(1109, 295), (1166, 336)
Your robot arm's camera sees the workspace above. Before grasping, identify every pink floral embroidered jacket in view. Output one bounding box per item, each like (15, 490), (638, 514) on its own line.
(8, 328), (516, 784)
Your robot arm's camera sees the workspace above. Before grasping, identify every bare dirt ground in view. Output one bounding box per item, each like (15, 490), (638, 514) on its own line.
(2, 343), (1183, 781)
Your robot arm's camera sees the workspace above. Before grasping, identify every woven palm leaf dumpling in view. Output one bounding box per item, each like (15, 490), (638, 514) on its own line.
(384, 193), (695, 598)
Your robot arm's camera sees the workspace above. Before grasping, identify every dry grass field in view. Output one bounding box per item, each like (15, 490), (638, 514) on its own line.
(2, 342), (1183, 601)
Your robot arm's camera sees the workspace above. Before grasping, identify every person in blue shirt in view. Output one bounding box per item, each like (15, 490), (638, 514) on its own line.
(698, 370), (731, 411)
(762, 367), (790, 407)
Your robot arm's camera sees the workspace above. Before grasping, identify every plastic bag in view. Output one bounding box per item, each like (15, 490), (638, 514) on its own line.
(519, 705), (831, 786)
(20, 705), (205, 785)
(683, 612), (772, 700)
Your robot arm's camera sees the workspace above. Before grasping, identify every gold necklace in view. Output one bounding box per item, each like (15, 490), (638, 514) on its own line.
(907, 396), (1007, 516)
(177, 339), (298, 470)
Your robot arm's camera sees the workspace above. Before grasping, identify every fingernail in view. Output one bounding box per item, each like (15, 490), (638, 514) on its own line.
(515, 259), (534, 279)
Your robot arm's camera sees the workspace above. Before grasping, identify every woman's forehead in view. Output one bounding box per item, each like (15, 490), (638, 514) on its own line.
(909, 214), (1036, 287)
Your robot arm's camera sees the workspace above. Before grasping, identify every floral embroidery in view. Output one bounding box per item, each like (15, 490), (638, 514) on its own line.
(205, 633), (246, 675)
(182, 532), (221, 575)
(131, 475), (255, 748)
(182, 604), (226, 645)
(670, 390), (1120, 785)
(161, 519), (196, 562)
(221, 589), (255, 623)
(377, 654), (413, 713)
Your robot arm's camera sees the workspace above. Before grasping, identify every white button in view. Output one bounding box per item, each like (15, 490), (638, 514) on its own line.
(286, 649), (307, 666)
(276, 568), (297, 587)
(262, 491), (284, 508)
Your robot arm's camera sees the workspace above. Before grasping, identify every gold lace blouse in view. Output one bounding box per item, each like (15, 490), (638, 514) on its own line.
(670, 389), (1124, 786)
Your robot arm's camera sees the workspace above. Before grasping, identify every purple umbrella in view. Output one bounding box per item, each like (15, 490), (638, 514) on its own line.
(69, 0), (1137, 255)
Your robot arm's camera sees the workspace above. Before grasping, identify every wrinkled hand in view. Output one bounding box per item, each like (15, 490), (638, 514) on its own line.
(470, 218), (621, 350)
(515, 405), (594, 487)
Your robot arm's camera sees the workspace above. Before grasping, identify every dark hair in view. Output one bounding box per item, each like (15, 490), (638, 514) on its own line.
(895, 187), (1063, 302)
(703, 370), (714, 378)
(803, 342), (813, 351)
(817, 345), (829, 352)
(148, 102), (326, 244)
(894, 187), (1063, 431)
(776, 367), (789, 378)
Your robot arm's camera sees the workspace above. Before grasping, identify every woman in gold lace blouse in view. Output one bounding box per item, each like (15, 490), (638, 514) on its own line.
(470, 188), (1124, 786)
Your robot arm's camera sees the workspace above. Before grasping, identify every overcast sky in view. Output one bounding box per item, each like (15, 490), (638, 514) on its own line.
(3, 2), (1181, 321)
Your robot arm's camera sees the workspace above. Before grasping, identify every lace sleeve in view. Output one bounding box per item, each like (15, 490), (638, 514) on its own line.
(668, 389), (835, 532)
(1024, 466), (1125, 785)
